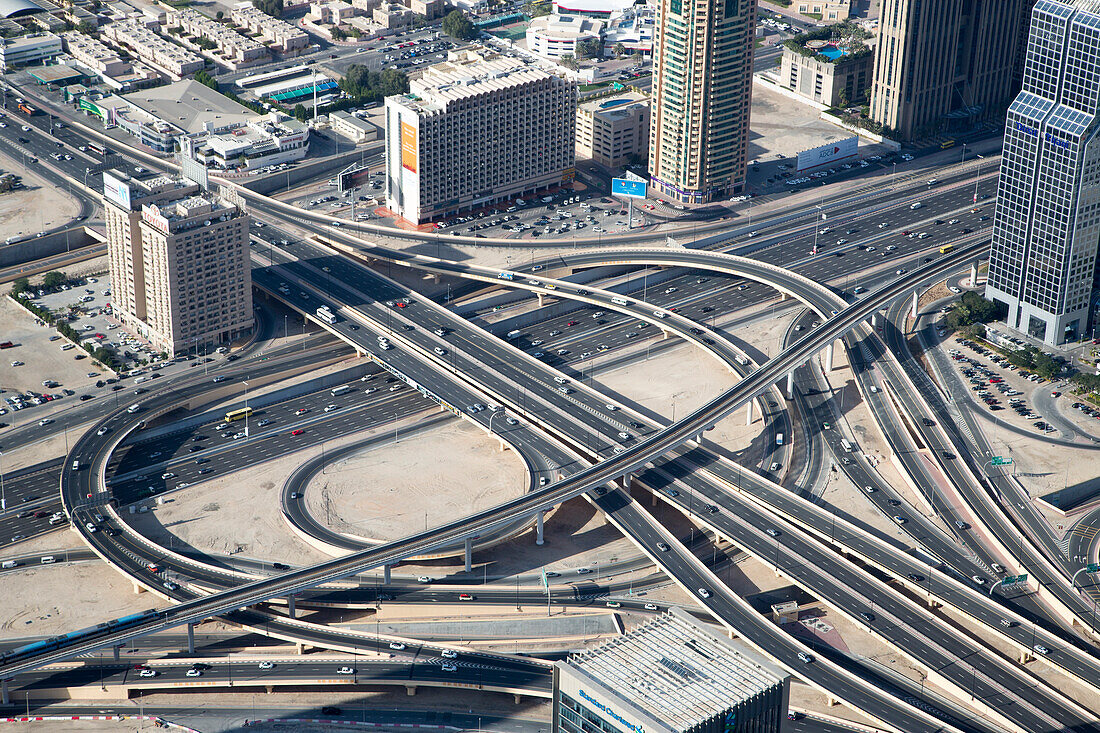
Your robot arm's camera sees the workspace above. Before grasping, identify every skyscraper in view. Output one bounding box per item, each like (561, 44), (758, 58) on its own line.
(986, 0), (1100, 346)
(104, 171), (252, 356)
(647, 0), (755, 204)
(871, 0), (1030, 141)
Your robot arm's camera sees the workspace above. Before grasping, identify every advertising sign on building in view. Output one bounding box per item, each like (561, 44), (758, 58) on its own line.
(612, 177), (647, 199)
(400, 121), (417, 173)
(796, 136), (858, 172)
(141, 203), (170, 232)
(102, 171), (132, 210)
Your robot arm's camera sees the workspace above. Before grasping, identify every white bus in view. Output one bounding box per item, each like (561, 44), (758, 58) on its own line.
(840, 439), (853, 453)
(331, 385), (352, 396)
(315, 306), (337, 324)
(610, 297), (630, 306)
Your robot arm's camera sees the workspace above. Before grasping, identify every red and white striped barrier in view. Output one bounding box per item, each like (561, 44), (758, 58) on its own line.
(0, 715), (199, 731)
(243, 720), (455, 730)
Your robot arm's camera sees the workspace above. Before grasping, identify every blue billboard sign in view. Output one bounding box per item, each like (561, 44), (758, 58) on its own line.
(612, 177), (647, 199)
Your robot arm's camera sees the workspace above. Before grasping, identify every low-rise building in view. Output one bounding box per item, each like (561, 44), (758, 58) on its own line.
(310, 0), (358, 24)
(169, 7), (269, 66)
(193, 116), (310, 169)
(575, 91), (648, 168)
(385, 48), (576, 224)
(61, 31), (160, 91)
(373, 2), (414, 29)
(795, 0), (850, 21)
(330, 109), (379, 142)
(94, 78), (260, 152)
(779, 37), (873, 108)
(525, 14), (604, 59)
(0, 33), (62, 69)
(231, 4), (309, 53)
(406, 0), (442, 19)
(102, 19), (204, 78)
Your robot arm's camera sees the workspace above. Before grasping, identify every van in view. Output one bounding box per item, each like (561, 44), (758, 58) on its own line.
(775, 433), (784, 446)
(558, 386), (571, 395)
(991, 563), (1004, 574)
(71, 460), (80, 471)
(40, 556), (56, 564)
(1, 560), (18, 569)
(554, 376), (569, 385)
(910, 202), (923, 209)
(954, 520), (969, 530)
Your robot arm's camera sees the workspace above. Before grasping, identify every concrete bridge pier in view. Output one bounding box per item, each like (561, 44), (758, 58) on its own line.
(786, 371), (795, 400)
(287, 595), (296, 619)
(186, 623), (195, 655)
(970, 262), (978, 287)
(535, 511), (545, 546)
(133, 582), (145, 595)
(113, 645), (121, 661)
(824, 341), (834, 372)
(2, 678), (9, 705)
(406, 686), (417, 696)
(464, 537), (473, 573)
(871, 312), (878, 328)
(536, 293), (545, 307)
(746, 399), (754, 425)
(383, 565), (391, 585)
(911, 290), (919, 319)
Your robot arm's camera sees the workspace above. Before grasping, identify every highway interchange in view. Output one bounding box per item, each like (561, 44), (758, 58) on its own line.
(0, 97), (1098, 733)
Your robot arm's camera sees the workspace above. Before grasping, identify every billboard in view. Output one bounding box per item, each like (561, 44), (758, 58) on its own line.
(796, 136), (858, 172)
(102, 171), (132, 210)
(400, 121), (417, 173)
(612, 177), (647, 199)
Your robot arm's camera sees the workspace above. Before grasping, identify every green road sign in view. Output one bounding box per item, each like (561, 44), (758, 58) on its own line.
(1004, 574), (1028, 586)
(1086, 563), (1100, 574)
(541, 568), (548, 592)
(991, 456), (1013, 466)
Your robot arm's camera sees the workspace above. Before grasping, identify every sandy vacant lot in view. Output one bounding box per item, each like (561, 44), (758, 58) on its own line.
(0, 561), (162, 641)
(0, 156), (81, 244)
(303, 420), (527, 544)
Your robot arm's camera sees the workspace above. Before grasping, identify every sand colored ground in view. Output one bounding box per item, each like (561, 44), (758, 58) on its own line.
(0, 560), (162, 641)
(0, 159), (81, 243)
(302, 420), (527, 544)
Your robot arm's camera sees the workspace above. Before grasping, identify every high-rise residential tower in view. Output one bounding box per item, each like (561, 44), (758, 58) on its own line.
(647, 0), (755, 204)
(871, 0), (1031, 141)
(985, 0), (1100, 346)
(104, 171), (252, 356)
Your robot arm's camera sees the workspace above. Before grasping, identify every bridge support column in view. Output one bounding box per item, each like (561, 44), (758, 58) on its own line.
(186, 623), (195, 655)
(746, 399), (754, 425)
(1020, 650), (1034, 664)
(871, 313), (878, 328)
(406, 685), (417, 696)
(295, 643), (306, 655)
(826, 696), (840, 707)
(287, 595), (296, 619)
(514, 694), (523, 704)
(464, 537), (473, 573)
(536, 511), (545, 546)
(383, 565), (391, 585)
(824, 342), (834, 372)
(132, 581), (145, 595)
(499, 438), (508, 452)
(786, 371), (795, 400)
(928, 598), (941, 609)
(970, 262), (978, 288)
(113, 645), (121, 661)
(537, 293), (545, 307)
(911, 290), (919, 319)
(1, 678), (8, 706)
(621, 473), (633, 489)
(266, 685), (274, 694)
(780, 292), (790, 301)
(662, 329), (671, 340)
(431, 273), (440, 284)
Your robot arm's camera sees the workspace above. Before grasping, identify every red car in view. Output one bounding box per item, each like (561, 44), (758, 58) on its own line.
(395, 302), (407, 308)
(291, 429), (304, 436)
(566, 320), (579, 327)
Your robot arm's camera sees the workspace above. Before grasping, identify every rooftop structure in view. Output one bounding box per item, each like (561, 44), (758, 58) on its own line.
(168, 7), (269, 66)
(555, 610), (790, 733)
(0, 0), (42, 18)
(193, 116), (310, 169)
(0, 32), (61, 68)
(552, 0), (636, 16)
(525, 13), (605, 58)
(61, 31), (159, 91)
(576, 91), (649, 167)
(779, 28), (874, 108)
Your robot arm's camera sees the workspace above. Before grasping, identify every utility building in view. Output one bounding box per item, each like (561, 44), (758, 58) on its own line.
(554, 609), (790, 733)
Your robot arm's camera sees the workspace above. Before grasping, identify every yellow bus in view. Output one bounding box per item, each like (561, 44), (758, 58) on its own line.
(940, 140), (956, 149)
(939, 244), (955, 254)
(225, 407), (253, 423)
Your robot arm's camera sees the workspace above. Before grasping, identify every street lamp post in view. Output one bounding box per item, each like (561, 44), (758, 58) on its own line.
(973, 154), (984, 203)
(243, 380), (250, 438)
(0, 449), (5, 511)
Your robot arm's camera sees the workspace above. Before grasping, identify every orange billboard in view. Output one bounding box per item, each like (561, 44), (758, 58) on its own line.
(400, 121), (417, 173)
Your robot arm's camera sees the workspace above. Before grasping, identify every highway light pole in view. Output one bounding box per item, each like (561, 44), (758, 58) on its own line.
(972, 154), (984, 203)
(243, 380), (250, 438)
(0, 449), (5, 510)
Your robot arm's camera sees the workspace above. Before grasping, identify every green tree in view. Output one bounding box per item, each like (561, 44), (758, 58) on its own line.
(523, 1), (550, 16)
(961, 322), (986, 342)
(293, 103), (308, 121)
(215, 9), (224, 18)
(331, 25), (346, 40)
(252, 0), (283, 17)
(41, 271), (66, 289)
(76, 20), (97, 34)
(11, 276), (29, 295)
(195, 36), (217, 50)
(441, 9), (475, 40)
(1072, 371), (1100, 394)
(613, 42), (625, 58)
(576, 38), (601, 59)
(558, 54), (578, 70)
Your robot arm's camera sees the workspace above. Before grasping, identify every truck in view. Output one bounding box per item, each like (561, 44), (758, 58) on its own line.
(775, 433), (784, 446)
(497, 272), (514, 280)
(734, 355), (748, 366)
(840, 439), (853, 453)
(315, 306), (337, 324)
(506, 330), (523, 340)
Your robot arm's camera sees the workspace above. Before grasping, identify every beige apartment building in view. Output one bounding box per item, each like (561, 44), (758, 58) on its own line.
(648, 0), (756, 203)
(103, 171), (252, 355)
(870, 0), (1032, 140)
(576, 91), (649, 168)
(385, 49), (576, 224)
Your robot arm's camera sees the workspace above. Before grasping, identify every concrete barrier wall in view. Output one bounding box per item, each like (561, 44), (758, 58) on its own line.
(0, 226), (104, 269)
(240, 147), (381, 195)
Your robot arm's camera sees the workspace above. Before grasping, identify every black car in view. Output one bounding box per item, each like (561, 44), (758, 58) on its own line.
(322, 706), (341, 716)
(273, 562), (289, 570)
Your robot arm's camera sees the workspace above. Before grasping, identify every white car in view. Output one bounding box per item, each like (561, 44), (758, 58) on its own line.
(336, 666), (355, 674)
(185, 668), (202, 677)
(440, 649), (457, 659)
(258, 661), (274, 670)
(441, 662), (457, 672)
(389, 642), (406, 651)
(138, 668), (157, 678)
(697, 588), (711, 599)
(949, 286), (961, 293)
(417, 575), (432, 583)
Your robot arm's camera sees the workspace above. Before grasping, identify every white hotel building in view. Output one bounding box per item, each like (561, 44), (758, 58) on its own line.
(384, 49), (577, 224)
